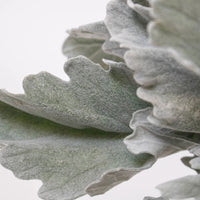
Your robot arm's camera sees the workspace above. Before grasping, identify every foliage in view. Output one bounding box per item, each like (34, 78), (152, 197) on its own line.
(1, 0), (200, 199)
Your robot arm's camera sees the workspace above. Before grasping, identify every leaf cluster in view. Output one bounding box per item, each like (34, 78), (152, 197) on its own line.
(1, 0), (200, 199)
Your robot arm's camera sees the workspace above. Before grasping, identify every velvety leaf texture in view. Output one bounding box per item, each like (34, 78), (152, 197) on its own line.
(0, 101), (154, 200)
(1, 0), (200, 199)
(105, 0), (148, 49)
(149, 0), (200, 75)
(125, 48), (200, 133)
(124, 108), (197, 160)
(62, 21), (122, 68)
(113, 0), (200, 133)
(157, 175), (200, 200)
(0, 56), (148, 133)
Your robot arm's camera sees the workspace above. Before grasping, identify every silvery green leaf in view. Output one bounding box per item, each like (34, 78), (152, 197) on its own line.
(108, 0), (200, 134)
(149, 0), (200, 75)
(124, 108), (196, 160)
(105, 0), (148, 49)
(63, 37), (109, 68)
(127, 0), (153, 22)
(0, 101), (154, 200)
(0, 56), (148, 133)
(157, 175), (200, 200)
(125, 48), (200, 133)
(62, 21), (122, 68)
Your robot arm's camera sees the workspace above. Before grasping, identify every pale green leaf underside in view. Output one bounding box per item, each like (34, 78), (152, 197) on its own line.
(123, 106), (200, 200)
(149, 0), (200, 75)
(0, 56), (148, 133)
(157, 175), (200, 200)
(0, 101), (154, 200)
(62, 21), (122, 68)
(158, 153), (200, 200)
(125, 48), (200, 133)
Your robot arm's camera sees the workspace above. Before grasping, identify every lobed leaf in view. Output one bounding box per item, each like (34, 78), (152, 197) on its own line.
(0, 56), (148, 133)
(124, 108), (197, 160)
(0, 101), (154, 200)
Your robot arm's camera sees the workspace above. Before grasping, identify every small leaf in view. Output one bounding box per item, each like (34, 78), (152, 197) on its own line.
(149, 0), (200, 75)
(0, 101), (154, 200)
(157, 175), (200, 200)
(0, 56), (148, 133)
(62, 21), (122, 68)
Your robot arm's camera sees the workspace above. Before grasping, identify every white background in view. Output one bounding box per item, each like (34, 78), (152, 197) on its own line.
(0, 0), (195, 199)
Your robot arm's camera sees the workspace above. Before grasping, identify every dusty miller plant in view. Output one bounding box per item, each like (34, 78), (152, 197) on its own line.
(0, 0), (199, 199)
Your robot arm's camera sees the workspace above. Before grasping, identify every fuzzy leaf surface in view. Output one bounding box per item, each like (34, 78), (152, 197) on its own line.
(149, 0), (200, 75)
(0, 101), (154, 200)
(62, 21), (122, 68)
(0, 56), (148, 133)
(108, 0), (200, 134)
(125, 48), (200, 133)
(124, 108), (197, 160)
(157, 175), (200, 200)
(105, 0), (148, 49)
